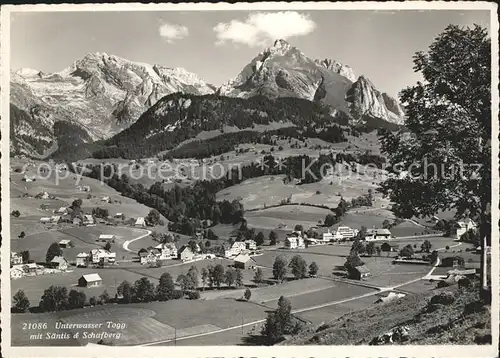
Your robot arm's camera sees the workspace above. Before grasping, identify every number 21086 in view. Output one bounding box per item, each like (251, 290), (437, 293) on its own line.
(22, 322), (48, 330)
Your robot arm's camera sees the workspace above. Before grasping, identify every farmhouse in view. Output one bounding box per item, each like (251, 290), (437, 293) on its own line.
(333, 226), (359, 241)
(154, 243), (178, 258)
(36, 191), (50, 200)
(90, 248), (116, 264)
(225, 241), (247, 257)
(58, 239), (72, 248)
(135, 217), (146, 227)
(98, 234), (114, 242)
(447, 269), (477, 279)
(73, 217), (82, 226)
(114, 213), (124, 219)
(11, 252), (23, 265)
(23, 263), (38, 274)
(234, 254), (257, 269)
(78, 273), (103, 288)
(11, 265), (24, 279)
(76, 253), (90, 267)
(452, 219), (477, 239)
(50, 256), (69, 270)
(441, 256), (465, 268)
(178, 245), (198, 262)
(284, 233), (305, 249)
(83, 215), (95, 226)
(347, 265), (371, 280)
(322, 230), (336, 242)
(101, 196), (111, 203)
(475, 246), (491, 255)
(245, 240), (257, 251)
(82, 185), (91, 192)
(40, 217), (52, 224)
(464, 261), (481, 272)
(365, 228), (392, 241)
(51, 215), (62, 223)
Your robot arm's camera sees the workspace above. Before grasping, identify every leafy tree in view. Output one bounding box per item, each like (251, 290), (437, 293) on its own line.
(157, 273), (175, 301)
(132, 278), (155, 302)
(430, 250), (439, 264)
(399, 244), (415, 258)
(205, 240), (211, 248)
(421, 240), (432, 253)
(261, 312), (282, 345)
(235, 268), (244, 287)
(255, 232), (265, 246)
(294, 224), (303, 232)
(71, 199), (83, 210)
(68, 289), (86, 309)
(382, 220), (391, 229)
(344, 253), (364, 270)
(11, 210), (21, 217)
(378, 25), (491, 290)
(224, 269), (236, 288)
(99, 290), (110, 304)
(19, 231), (26, 239)
(117, 281), (134, 303)
(324, 214), (337, 227)
(103, 242), (112, 251)
(146, 209), (161, 226)
(20, 250), (30, 264)
(176, 274), (190, 293)
(289, 255), (307, 279)
(188, 240), (198, 254)
(273, 256), (288, 283)
(211, 264), (225, 288)
(381, 242), (392, 252)
(375, 245), (382, 256)
(201, 268), (209, 290)
(244, 288), (252, 301)
(188, 291), (200, 300)
(187, 266), (199, 290)
(350, 239), (365, 255)
(308, 262), (319, 277)
(13, 289), (30, 312)
(276, 296), (292, 333)
(253, 267), (264, 284)
(89, 296), (97, 306)
(366, 242), (376, 256)
(92, 207), (109, 219)
(45, 242), (63, 263)
(269, 231), (278, 245)
(39, 286), (68, 312)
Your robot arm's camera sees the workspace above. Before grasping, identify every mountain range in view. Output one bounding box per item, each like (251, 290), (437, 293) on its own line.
(10, 39), (405, 159)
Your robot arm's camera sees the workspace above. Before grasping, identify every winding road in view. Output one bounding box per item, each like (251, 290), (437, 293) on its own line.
(122, 229), (152, 252)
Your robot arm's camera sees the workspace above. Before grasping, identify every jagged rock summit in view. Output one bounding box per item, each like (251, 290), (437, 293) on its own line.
(11, 52), (215, 157)
(219, 39), (404, 126)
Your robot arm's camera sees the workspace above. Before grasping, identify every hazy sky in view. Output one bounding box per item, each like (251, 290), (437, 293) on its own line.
(10, 10), (490, 97)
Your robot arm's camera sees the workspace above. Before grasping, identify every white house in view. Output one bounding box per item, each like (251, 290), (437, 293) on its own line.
(50, 256), (69, 270)
(83, 215), (95, 226)
(51, 215), (62, 224)
(285, 234), (305, 249)
(79, 273), (103, 288)
(89, 248), (116, 264)
(114, 213), (124, 219)
(11, 252), (23, 265)
(40, 217), (52, 224)
(322, 230), (336, 242)
(245, 240), (257, 251)
(76, 252), (90, 267)
(453, 219), (478, 240)
(154, 243), (178, 259)
(365, 228), (393, 241)
(101, 196), (111, 203)
(333, 226), (359, 241)
(58, 239), (72, 248)
(10, 265), (24, 279)
(225, 241), (247, 257)
(135, 217), (146, 227)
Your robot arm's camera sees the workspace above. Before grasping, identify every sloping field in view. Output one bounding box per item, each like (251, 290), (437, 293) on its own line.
(245, 205), (332, 230)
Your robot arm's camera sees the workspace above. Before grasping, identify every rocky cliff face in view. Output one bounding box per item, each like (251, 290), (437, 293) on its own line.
(219, 39), (404, 126)
(10, 53), (215, 157)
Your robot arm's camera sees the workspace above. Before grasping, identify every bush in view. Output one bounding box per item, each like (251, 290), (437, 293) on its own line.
(187, 291), (200, 300)
(171, 290), (184, 300)
(430, 291), (455, 305)
(11, 210), (21, 217)
(18, 231), (26, 238)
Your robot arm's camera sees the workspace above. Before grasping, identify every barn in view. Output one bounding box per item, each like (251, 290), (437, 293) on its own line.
(78, 273), (103, 288)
